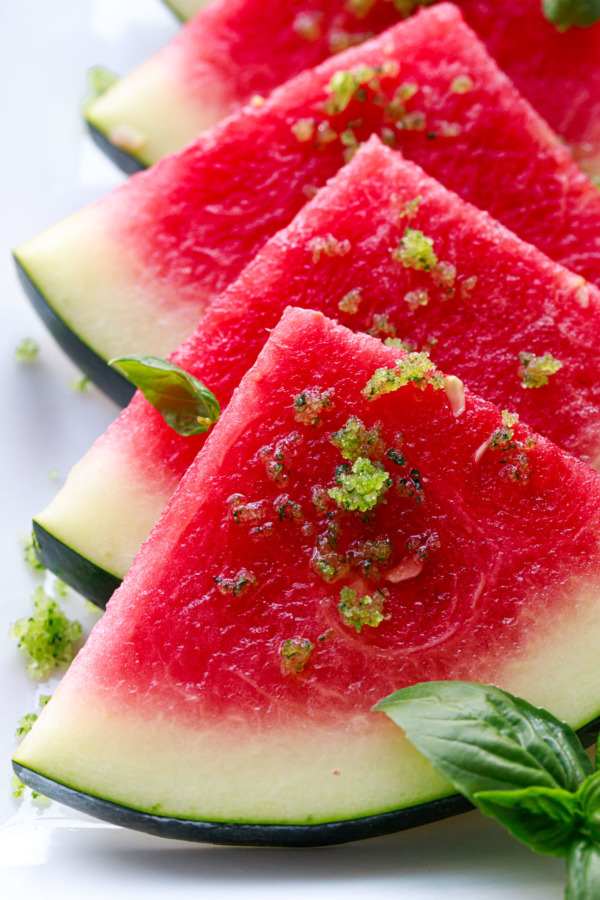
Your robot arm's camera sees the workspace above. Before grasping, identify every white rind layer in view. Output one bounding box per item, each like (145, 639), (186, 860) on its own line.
(35, 431), (179, 580)
(14, 580), (600, 824)
(86, 41), (232, 167)
(15, 690), (450, 823)
(15, 204), (209, 363)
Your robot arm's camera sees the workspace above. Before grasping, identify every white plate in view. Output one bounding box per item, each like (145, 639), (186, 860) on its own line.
(0, 2), (570, 896)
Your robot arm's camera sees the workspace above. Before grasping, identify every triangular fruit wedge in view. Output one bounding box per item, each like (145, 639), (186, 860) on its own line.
(34, 138), (600, 607)
(89, 0), (600, 174)
(15, 307), (600, 845)
(16, 5), (600, 404)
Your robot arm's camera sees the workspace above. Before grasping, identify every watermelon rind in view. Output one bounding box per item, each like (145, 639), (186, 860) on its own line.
(14, 257), (134, 407)
(13, 708), (600, 845)
(32, 521), (121, 609)
(11, 762), (470, 846)
(86, 122), (145, 176)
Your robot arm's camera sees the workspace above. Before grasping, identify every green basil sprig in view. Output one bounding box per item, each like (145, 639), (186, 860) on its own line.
(375, 681), (600, 897)
(109, 355), (220, 437)
(543, 0), (600, 30)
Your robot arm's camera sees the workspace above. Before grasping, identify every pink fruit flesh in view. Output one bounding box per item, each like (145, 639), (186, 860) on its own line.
(95, 137), (600, 533)
(101, 4), (600, 325)
(159, 0), (600, 168)
(59, 309), (600, 728)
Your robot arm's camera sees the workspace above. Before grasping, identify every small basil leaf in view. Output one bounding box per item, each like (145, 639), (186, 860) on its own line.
(473, 786), (580, 857)
(543, 0), (600, 29)
(109, 356), (220, 437)
(374, 682), (592, 801)
(566, 841), (600, 899)
(577, 771), (600, 843)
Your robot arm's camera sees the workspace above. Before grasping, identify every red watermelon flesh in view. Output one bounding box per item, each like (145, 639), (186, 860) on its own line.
(17, 308), (600, 827)
(36, 137), (600, 589)
(18, 4), (600, 373)
(90, 0), (600, 173)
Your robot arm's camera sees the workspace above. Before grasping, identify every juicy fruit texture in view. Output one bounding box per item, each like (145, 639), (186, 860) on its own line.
(93, 0), (600, 173)
(15, 309), (600, 833)
(17, 4), (600, 394)
(35, 138), (600, 601)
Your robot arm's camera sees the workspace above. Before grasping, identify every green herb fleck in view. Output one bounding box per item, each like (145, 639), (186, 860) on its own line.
(312, 527), (350, 583)
(348, 538), (393, 577)
(367, 313), (397, 338)
(330, 416), (384, 462)
(315, 120), (338, 147)
(328, 458), (392, 512)
(386, 447), (407, 466)
(70, 373), (90, 392)
(280, 638), (314, 674)
(392, 228), (438, 271)
(363, 353), (445, 399)
(20, 532), (44, 574)
(292, 11), (322, 40)
(309, 234), (351, 262)
(275, 493), (304, 521)
(404, 288), (429, 311)
(15, 695), (51, 739)
(228, 493), (266, 524)
(14, 338), (39, 363)
(294, 388), (334, 427)
(398, 196), (422, 221)
(338, 289), (362, 315)
(339, 586), (385, 633)
(108, 355), (220, 437)
(518, 351), (563, 388)
(397, 468), (424, 504)
(384, 338), (414, 350)
(450, 74), (474, 94)
(324, 66), (379, 115)
(9, 587), (82, 680)
(291, 117), (316, 142)
(213, 569), (257, 598)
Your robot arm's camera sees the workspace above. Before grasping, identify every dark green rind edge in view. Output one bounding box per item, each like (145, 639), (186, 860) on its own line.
(14, 715), (600, 846)
(33, 521), (121, 609)
(14, 256), (135, 407)
(11, 762), (471, 846)
(86, 121), (147, 175)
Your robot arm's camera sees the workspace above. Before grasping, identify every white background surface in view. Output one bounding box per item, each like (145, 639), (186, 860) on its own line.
(0, 1), (572, 896)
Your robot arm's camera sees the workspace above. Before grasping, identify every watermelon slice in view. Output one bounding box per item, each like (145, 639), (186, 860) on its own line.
(35, 138), (600, 608)
(17, 5), (600, 402)
(15, 307), (600, 844)
(88, 0), (600, 175)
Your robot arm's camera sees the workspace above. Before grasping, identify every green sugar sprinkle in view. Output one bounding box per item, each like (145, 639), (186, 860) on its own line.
(9, 587), (82, 680)
(339, 586), (385, 633)
(14, 338), (39, 363)
(328, 458), (392, 512)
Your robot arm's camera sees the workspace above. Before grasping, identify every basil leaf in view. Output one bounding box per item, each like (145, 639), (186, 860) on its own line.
(543, 0), (600, 29)
(473, 786), (580, 856)
(566, 841), (600, 899)
(577, 770), (600, 843)
(109, 356), (220, 436)
(374, 682), (592, 800)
